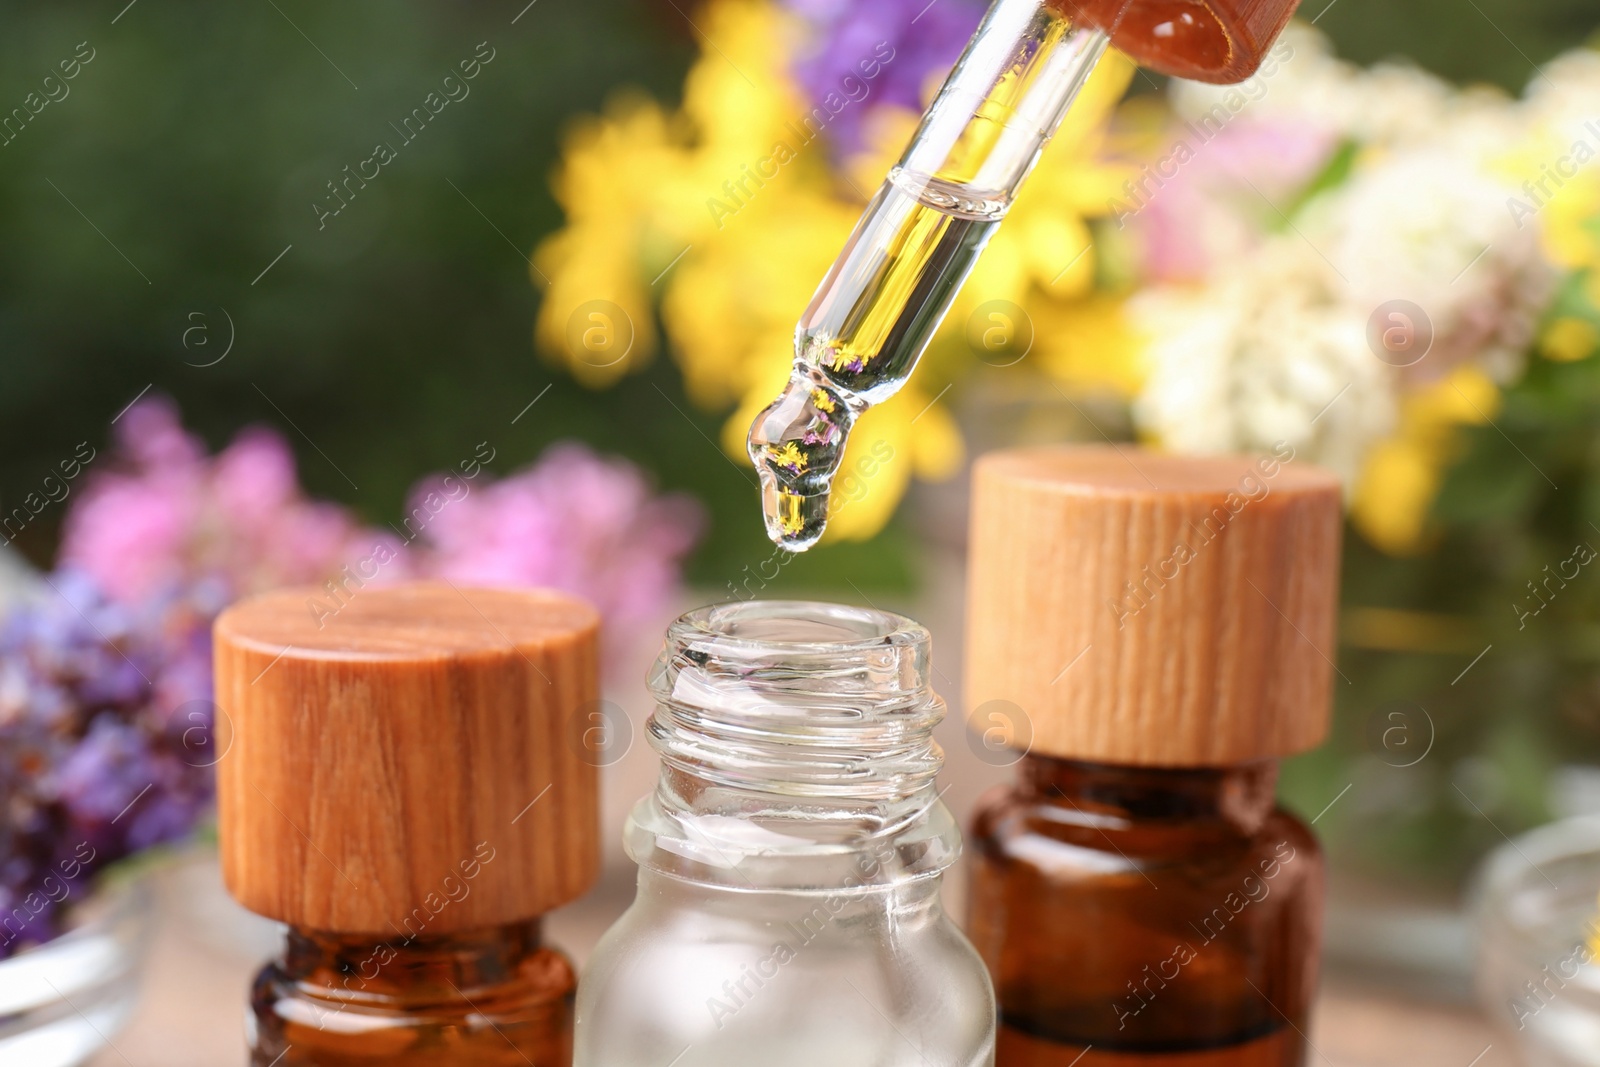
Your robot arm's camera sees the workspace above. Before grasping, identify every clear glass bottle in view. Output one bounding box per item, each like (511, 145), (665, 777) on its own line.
(576, 600), (995, 1067)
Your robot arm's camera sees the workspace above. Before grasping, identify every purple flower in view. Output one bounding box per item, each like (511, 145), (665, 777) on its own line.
(0, 575), (215, 955)
(0, 886), (57, 949)
(122, 784), (205, 852)
(781, 0), (985, 158)
(56, 717), (159, 825)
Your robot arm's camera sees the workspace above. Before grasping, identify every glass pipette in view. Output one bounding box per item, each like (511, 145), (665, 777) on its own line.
(746, 0), (1114, 551)
(746, 0), (1301, 550)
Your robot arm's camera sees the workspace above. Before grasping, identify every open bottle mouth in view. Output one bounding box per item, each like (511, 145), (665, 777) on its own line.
(661, 599), (928, 675)
(649, 601), (939, 753)
(633, 600), (955, 884)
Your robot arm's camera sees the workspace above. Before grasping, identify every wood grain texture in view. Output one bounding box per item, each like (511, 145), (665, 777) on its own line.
(215, 582), (601, 934)
(965, 446), (1343, 766)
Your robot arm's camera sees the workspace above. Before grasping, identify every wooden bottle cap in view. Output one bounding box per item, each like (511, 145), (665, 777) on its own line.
(966, 446), (1342, 766)
(215, 582), (601, 935)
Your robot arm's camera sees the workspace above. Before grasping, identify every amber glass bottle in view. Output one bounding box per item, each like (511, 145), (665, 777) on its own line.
(215, 583), (602, 1066)
(963, 446), (1343, 1067)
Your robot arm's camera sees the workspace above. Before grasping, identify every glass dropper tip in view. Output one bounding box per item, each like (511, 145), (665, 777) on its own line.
(754, 471), (831, 552)
(747, 371), (856, 552)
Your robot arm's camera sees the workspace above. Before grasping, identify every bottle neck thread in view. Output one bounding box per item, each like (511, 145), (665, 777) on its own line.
(629, 601), (957, 887)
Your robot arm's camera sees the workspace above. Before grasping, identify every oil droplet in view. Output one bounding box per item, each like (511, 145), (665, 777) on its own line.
(747, 371), (856, 552)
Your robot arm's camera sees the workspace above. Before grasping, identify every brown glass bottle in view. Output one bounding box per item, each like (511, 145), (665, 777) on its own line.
(248, 920), (576, 1066)
(215, 583), (602, 1067)
(964, 447), (1344, 1067)
(969, 758), (1322, 1065)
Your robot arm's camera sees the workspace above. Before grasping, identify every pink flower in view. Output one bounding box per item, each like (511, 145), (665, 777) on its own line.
(60, 396), (383, 602)
(1126, 118), (1337, 282)
(211, 428), (298, 521)
(117, 397), (205, 470)
(59, 477), (195, 602)
(415, 442), (704, 655)
(20, 400), (707, 949)
(60, 400), (703, 671)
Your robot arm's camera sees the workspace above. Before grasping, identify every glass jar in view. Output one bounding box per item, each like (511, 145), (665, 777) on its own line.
(576, 600), (994, 1067)
(0, 879), (148, 1067)
(1472, 814), (1600, 1067)
(968, 756), (1323, 1066)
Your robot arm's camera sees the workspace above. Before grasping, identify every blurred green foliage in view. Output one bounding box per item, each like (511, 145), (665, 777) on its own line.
(0, 0), (1590, 605)
(0, 0), (819, 587)
(1314, 0), (1600, 91)
(1284, 261), (1600, 885)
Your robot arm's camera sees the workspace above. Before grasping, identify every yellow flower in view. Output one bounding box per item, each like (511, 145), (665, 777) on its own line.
(823, 386), (964, 543)
(775, 490), (806, 535)
(1542, 173), (1600, 272)
(1029, 294), (1144, 398)
(537, 0), (1137, 541)
(1351, 366), (1501, 555)
(1497, 133), (1600, 272)
(534, 0), (806, 390)
(662, 185), (856, 408)
(534, 95), (694, 386)
(1543, 316), (1599, 362)
(767, 441), (809, 472)
(954, 53), (1138, 313)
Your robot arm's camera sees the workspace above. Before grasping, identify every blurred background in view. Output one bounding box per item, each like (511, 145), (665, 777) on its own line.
(2, 0), (1600, 1063)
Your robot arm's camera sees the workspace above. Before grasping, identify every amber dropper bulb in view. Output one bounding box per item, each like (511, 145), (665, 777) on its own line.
(963, 446), (1342, 1066)
(214, 582), (601, 1067)
(746, 0), (1302, 551)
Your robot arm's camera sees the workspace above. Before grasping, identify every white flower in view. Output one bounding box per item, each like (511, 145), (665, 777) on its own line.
(1522, 46), (1600, 146)
(1169, 24), (1349, 134)
(1133, 28), (1556, 490)
(1171, 24), (1515, 157)
(1309, 150), (1554, 384)
(1131, 239), (1395, 486)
